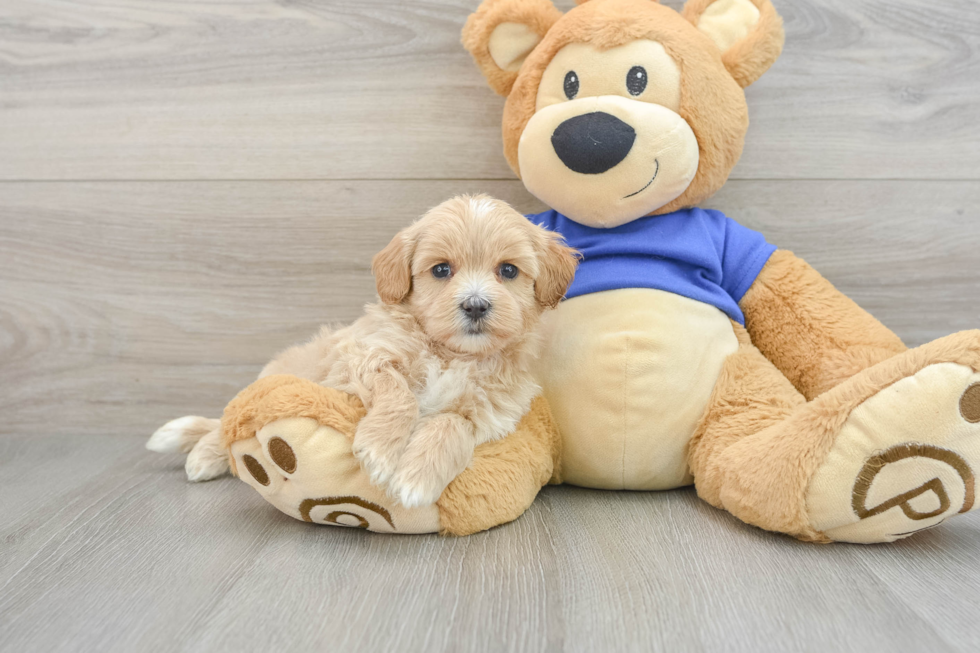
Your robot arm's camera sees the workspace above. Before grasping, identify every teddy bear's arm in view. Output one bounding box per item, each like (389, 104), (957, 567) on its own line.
(221, 374), (366, 451)
(739, 250), (907, 400)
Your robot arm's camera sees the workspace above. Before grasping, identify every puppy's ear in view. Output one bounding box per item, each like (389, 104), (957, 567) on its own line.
(372, 230), (413, 305)
(682, 0), (784, 87)
(462, 0), (563, 96)
(535, 234), (579, 309)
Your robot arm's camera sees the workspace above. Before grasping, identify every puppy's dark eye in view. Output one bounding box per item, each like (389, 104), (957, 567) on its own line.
(432, 263), (452, 279)
(626, 66), (647, 96)
(563, 71), (579, 100)
(499, 263), (519, 280)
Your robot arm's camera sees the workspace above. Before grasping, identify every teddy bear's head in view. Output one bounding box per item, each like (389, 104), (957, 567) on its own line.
(463, 0), (784, 228)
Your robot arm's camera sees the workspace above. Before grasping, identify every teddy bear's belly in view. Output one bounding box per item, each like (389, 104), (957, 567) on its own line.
(535, 288), (739, 490)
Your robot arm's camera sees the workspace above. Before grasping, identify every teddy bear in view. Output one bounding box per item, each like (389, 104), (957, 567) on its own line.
(212, 0), (980, 543)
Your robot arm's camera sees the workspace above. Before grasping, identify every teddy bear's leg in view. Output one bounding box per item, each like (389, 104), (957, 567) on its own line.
(222, 375), (561, 535)
(687, 324), (807, 525)
(741, 250), (908, 400)
(691, 328), (980, 543)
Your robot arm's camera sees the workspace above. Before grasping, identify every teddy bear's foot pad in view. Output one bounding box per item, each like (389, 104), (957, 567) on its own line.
(807, 363), (980, 543)
(229, 417), (440, 534)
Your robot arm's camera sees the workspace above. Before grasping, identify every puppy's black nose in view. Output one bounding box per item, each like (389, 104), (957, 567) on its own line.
(552, 112), (636, 175)
(461, 296), (491, 320)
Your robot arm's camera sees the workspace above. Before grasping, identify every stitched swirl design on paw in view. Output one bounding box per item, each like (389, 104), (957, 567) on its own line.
(852, 443), (975, 522)
(267, 436), (297, 474)
(299, 496), (395, 530)
(242, 454), (270, 486)
(323, 511), (369, 529)
(960, 383), (980, 423)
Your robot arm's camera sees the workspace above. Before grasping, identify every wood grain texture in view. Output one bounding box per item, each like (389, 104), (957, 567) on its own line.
(1, 434), (979, 653)
(1, 179), (977, 438)
(1, 0), (979, 180)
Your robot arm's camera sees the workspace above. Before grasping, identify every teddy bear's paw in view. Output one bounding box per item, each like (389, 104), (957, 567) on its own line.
(806, 363), (980, 543)
(229, 416), (441, 534)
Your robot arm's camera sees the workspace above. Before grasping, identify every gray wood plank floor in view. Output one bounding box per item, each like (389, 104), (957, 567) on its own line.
(2, 0), (980, 650)
(2, 434), (980, 653)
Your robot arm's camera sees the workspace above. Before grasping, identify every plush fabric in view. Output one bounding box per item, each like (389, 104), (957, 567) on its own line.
(493, 0), (755, 214)
(690, 0), (761, 54)
(807, 362), (980, 542)
(534, 288), (738, 489)
(231, 416), (442, 534)
(683, 0), (784, 88)
(534, 39), (682, 113)
(701, 330), (980, 541)
(518, 94), (701, 227)
(222, 375), (562, 534)
(462, 0), (563, 96)
(221, 374), (366, 448)
(740, 250), (908, 400)
(687, 322), (806, 517)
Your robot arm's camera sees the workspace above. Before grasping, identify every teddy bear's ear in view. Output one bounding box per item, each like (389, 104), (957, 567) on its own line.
(682, 0), (785, 87)
(462, 0), (564, 96)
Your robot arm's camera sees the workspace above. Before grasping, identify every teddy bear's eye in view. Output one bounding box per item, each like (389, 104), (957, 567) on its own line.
(627, 66), (647, 96)
(432, 263), (452, 279)
(563, 71), (579, 100)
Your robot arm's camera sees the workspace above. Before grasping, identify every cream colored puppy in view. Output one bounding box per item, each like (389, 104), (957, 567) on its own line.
(148, 195), (578, 507)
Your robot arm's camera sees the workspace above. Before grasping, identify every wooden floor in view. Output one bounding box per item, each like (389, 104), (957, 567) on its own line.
(2, 0), (979, 650)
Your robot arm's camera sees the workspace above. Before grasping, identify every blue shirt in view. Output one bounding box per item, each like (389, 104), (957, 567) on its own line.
(529, 208), (776, 325)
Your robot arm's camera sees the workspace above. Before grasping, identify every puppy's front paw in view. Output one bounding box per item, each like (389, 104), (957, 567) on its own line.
(387, 414), (476, 507)
(388, 440), (469, 508)
(388, 465), (450, 509)
(352, 425), (408, 488)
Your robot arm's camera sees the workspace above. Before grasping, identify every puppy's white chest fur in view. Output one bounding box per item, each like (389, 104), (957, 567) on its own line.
(415, 359), (478, 415)
(413, 356), (538, 444)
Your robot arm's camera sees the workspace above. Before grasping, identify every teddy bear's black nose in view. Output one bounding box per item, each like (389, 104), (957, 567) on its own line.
(551, 112), (636, 175)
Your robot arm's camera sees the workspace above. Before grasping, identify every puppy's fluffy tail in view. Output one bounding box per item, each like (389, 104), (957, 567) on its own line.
(146, 415), (220, 454)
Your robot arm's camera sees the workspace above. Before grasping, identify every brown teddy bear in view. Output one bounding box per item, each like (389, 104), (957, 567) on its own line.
(213, 0), (980, 542)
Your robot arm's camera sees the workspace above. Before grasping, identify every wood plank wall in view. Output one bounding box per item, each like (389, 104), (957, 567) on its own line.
(2, 0), (978, 437)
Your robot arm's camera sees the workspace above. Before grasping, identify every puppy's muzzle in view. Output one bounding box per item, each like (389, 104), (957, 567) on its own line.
(460, 296), (491, 322)
(551, 111), (636, 175)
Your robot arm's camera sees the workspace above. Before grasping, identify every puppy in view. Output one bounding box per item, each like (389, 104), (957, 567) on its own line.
(148, 195), (578, 507)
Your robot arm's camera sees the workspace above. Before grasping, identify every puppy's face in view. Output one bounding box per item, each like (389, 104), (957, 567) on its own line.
(373, 195), (578, 356)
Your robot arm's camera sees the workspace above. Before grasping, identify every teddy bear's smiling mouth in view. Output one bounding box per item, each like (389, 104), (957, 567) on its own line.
(623, 159), (660, 199)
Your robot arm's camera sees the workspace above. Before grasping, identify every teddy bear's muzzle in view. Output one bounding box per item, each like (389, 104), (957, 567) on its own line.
(518, 95), (700, 228)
